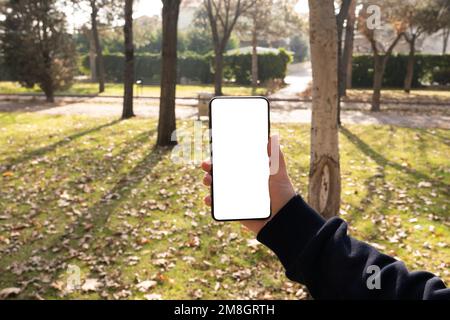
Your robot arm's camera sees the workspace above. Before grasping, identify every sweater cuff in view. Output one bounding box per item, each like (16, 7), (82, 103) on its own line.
(256, 195), (326, 270)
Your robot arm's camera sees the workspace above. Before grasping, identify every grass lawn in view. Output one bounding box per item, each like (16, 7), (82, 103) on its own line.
(0, 81), (267, 98)
(0, 113), (449, 299)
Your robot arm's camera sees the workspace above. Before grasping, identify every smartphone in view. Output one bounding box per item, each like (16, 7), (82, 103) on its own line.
(209, 96), (271, 221)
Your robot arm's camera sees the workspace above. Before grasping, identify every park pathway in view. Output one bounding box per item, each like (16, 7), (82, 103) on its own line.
(269, 62), (312, 100)
(0, 62), (448, 130)
(0, 96), (448, 129)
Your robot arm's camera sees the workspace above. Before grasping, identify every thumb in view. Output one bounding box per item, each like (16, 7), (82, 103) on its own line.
(268, 135), (287, 176)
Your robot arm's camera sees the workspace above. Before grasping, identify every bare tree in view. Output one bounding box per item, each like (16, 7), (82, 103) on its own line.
(89, 0), (106, 93)
(308, 0), (341, 219)
(81, 26), (97, 82)
(343, 0), (357, 91)
(157, 0), (181, 146)
(203, 0), (252, 96)
(122, 0), (134, 119)
(436, 0), (450, 54)
(71, 0), (119, 93)
(249, 3), (260, 94)
(237, 0), (299, 94)
(336, 0), (352, 126)
(358, 1), (405, 112)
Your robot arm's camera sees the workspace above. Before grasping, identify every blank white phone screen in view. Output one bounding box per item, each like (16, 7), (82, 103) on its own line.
(210, 97), (271, 221)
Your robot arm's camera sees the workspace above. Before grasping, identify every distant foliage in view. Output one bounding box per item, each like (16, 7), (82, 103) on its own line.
(352, 54), (450, 88)
(224, 48), (293, 85)
(431, 68), (450, 85)
(0, 0), (76, 100)
(81, 49), (292, 85)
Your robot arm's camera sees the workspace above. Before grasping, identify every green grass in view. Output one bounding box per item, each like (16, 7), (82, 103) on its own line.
(0, 113), (449, 299)
(0, 81), (267, 97)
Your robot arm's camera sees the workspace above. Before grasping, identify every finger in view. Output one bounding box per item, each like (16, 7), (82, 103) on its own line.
(203, 173), (212, 186)
(268, 135), (287, 175)
(268, 135), (273, 157)
(204, 195), (211, 206)
(201, 160), (212, 173)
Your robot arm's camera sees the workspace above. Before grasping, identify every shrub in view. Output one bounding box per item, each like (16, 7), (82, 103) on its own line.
(0, 55), (14, 81)
(432, 68), (450, 85)
(224, 48), (293, 84)
(81, 49), (292, 85)
(351, 54), (450, 88)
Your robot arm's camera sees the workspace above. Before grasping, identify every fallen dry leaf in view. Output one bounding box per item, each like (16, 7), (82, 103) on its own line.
(2, 171), (14, 177)
(144, 293), (162, 300)
(81, 278), (101, 292)
(0, 287), (21, 299)
(136, 280), (157, 292)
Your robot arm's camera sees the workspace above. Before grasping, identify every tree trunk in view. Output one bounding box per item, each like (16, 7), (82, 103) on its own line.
(90, 0), (105, 93)
(157, 0), (180, 147)
(404, 37), (416, 94)
(308, 0), (341, 219)
(43, 84), (55, 103)
(443, 27), (450, 55)
(83, 27), (97, 82)
(342, 0), (356, 93)
(214, 50), (224, 96)
(371, 55), (385, 112)
(89, 37), (97, 82)
(42, 67), (55, 103)
(336, 0), (351, 126)
(336, 17), (343, 126)
(122, 0), (134, 119)
(251, 13), (258, 94)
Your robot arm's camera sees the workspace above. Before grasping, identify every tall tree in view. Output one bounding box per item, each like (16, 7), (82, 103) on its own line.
(401, 2), (430, 94)
(249, 3), (260, 94)
(157, 0), (181, 146)
(71, 0), (119, 93)
(237, 0), (300, 94)
(1, 0), (76, 102)
(436, 0), (450, 54)
(203, 0), (252, 96)
(358, 0), (405, 112)
(343, 0), (357, 91)
(90, 0), (106, 93)
(81, 26), (98, 82)
(336, 0), (352, 126)
(122, 0), (134, 119)
(307, 0), (341, 219)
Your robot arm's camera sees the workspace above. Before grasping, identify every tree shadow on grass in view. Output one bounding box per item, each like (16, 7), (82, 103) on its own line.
(43, 144), (172, 272)
(0, 96), (101, 113)
(80, 145), (171, 233)
(340, 126), (449, 195)
(1, 140), (173, 297)
(0, 127), (165, 293)
(2, 119), (121, 169)
(414, 127), (450, 148)
(346, 153), (396, 239)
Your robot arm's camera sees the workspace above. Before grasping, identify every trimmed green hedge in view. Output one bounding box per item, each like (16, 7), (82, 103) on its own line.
(352, 54), (450, 88)
(82, 52), (212, 84)
(224, 48), (293, 84)
(0, 55), (13, 81)
(81, 49), (292, 84)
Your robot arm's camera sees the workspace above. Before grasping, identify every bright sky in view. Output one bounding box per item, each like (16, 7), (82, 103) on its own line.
(133, 0), (309, 18)
(134, 0), (162, 18)
(66, 0), (309, 29)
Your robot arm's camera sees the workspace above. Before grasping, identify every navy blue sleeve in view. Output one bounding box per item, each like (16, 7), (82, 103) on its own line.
(256, 195), (450, 300)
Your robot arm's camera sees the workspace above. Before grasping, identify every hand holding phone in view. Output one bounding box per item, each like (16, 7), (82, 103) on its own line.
(202, 133), (296, 232)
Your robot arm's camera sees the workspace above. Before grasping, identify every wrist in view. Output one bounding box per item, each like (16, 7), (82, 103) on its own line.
(269, 181), (296, 216)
